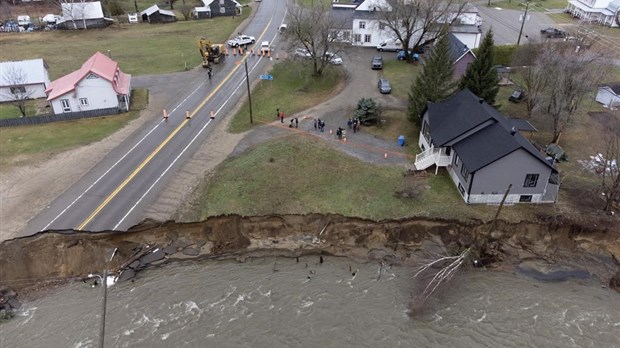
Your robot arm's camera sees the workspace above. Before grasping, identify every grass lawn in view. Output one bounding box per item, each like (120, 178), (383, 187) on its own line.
(490, 0), (567, 11)
(382, 59), (421, 100)
(227, 60), (345, 133)
(0, 89), (148, 170)
(0, 12), (251, 79)
(185, 135), (509, 221)
(364, 109), (421, 156)
(0, 101), (36, 120)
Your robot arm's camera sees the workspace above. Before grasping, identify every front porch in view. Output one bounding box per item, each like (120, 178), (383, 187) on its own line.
(414, 146), (452, 173)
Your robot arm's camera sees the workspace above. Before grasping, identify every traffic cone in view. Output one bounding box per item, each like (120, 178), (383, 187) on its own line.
(163, 109), (168, 120)
(225, 48), (229, 56)
(251, 49), (254, 56)
(186, 110), (191, 119)
(268, 50), (271, 58)
(343, 137), (347, 143)
(233, 48), (237, 56)
(210, 110), (215, 120)
(276, 52), (279, 60)
(384, 153), (388, 159)
(329, 129), (333, 135)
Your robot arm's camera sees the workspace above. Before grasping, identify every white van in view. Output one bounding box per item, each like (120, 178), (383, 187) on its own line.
(376, 39), (403, 52)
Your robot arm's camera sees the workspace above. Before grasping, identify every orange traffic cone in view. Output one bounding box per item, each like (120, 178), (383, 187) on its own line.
(163, 109), (168, 120)
(329, 129), (333, 135)
(210, 110), (215, 120)
(384, 153), (388, 159)
(225, 48), (229, 56)
(276, 52), (279, 60)
(233, 48), (237, 56)
(343, 137), (347, 143)
(186, 110), (191, 119)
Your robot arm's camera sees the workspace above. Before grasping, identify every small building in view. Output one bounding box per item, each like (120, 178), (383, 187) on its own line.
(566, 0), (620, 27)
(200, 0), (242, 17)
(0, 59), (51, 102)
(415, 89), (559, 204)
(56, 1), (112, 30)
(141, 5), (177, 23)
(192, 6), (212, 19)
(595, 83), (620, 108)
(45, 52), (131, 115)
(447, 33), (476, 80)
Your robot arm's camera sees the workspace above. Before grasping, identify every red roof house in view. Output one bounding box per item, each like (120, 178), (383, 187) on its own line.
(46, 52), (131, 115)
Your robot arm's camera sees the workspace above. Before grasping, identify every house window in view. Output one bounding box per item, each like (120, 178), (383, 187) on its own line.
(379, 22), (386, 30)
(60, 99), (71, 112)
(523, 174), (539, 187)
(343, 31), (350, 41)
(519, 195), (533, 202)
(454, 155), (460, 168)
(460, 165), (469, 182)
(220, 6), (225, 13)
(359, 21), (366, 29)
(445, 147), (451, 156)
(364, 34), (371, 43)
(79, 98), (89, 106)
(458, 183), (465, 196)
(422, 121), (431, 143)
(10, 86), (26, 95)
(86, 73), (98, 79)
(353, 34), (361, 43)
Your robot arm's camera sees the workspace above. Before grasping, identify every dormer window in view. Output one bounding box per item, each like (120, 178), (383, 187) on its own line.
(86, 73), (98, 79)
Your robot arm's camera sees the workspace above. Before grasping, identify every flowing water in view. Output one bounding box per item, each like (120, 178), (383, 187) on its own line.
(2, 256), (620, 348)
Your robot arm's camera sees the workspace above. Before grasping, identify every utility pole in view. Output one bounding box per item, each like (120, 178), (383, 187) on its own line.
(99, 269), (108, 348)
(517, 1), (530, 45)
(244, 59), (253, 124)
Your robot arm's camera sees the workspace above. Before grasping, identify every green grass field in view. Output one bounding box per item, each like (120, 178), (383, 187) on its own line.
(382, 59), (421, 100)
(184, 135), (508, 221)
(0, 102), (37, 120)
(227, 60), (345, 133)
(0, 89), (148, 170)
(0, 11), (251, 79)
(490, 0), (567, 11)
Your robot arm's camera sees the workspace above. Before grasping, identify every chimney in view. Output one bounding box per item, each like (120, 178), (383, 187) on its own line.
(510, 126), (516, 136)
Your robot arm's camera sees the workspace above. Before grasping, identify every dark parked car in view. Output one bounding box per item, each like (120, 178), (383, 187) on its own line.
(540, 27), (566, 38)
(371, 56), (383, 70)
(509, 90), (525, 103)
(397, 50), (419, 61)
(378, 79), (391, 94)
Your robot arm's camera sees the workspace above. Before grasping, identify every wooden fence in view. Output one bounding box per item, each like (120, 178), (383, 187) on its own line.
(0, 108), (122, 127)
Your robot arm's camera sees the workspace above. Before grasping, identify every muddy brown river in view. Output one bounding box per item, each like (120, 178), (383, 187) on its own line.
(2, 256), (619, 347)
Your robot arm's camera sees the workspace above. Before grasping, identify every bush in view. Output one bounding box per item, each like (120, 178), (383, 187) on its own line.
(353, 98), (379, 125)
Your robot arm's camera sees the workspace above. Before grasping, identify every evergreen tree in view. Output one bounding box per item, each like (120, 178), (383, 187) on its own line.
(408, 30), (455, 125)
(458, 29), (499, 105)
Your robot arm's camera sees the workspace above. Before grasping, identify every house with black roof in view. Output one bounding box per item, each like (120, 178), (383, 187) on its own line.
(447, 33), (475, 79)
(415, 89), (559, 204)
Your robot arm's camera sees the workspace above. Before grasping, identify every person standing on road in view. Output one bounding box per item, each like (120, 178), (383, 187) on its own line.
(279, 110), (285, 123)
(313, 118), (317, 130)
(295, 117), (298, 128)
(277, 108), (281, 122)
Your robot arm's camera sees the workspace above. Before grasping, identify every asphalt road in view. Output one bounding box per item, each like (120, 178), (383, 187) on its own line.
(477, 5), (556, 45)
(26, 2), (288, 233)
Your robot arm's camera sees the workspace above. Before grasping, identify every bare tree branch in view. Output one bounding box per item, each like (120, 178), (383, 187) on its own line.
(2, 65), (34, 118)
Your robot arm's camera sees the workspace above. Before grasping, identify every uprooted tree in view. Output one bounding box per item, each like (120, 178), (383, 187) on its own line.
(372, 0), (467, 62)
(286, 0), (349, 76)
(2, 65), (34, 118)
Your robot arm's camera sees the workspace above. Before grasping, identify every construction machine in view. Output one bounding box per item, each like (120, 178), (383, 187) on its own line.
(197, 37), (225, 68)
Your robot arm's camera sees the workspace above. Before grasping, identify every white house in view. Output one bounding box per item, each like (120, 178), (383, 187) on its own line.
(566, 0), (620, 27)
(595, 84), (620, 107)
(0, 59), (51, 102)
(46, 52), (131, 115)
(56, 1), (113, 29)
(330, 0), (482, 49)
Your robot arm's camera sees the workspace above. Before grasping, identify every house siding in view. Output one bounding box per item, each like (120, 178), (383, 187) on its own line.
(50, 75), (119, 114)
(452, 33), (480, 50)
(142, 12), (177, 23)
(453, 52), (475, 80)
(0, 83), (47, 102)
(468, 149), (552, 204)
(209, 0), (238, 17)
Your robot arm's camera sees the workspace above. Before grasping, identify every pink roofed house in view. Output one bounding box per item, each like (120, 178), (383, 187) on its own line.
(46, 52), (131, 115)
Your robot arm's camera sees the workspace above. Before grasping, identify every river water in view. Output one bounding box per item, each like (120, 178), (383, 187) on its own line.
(2, 256), (620, 348)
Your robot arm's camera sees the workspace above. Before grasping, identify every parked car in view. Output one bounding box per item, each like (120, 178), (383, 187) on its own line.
(227, 35), (256, 47)
(376, 39), (403, 52)
(509, 90), (525, 103)
(371, 56), (383, 70)
(378, 79), (391, 94)
(540, 27), (566, 38)
(324, 52), (342, 65)
(17, 15), (32, 28)
(41, 14), (61, 24)
(294, 48), (311, 58)
(397, 50), (419, 61)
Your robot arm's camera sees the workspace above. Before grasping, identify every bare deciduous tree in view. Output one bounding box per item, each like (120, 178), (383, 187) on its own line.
(286, 1), (349, 76)
(599, 134), (620, 213)
(2, 65), (34, 118)
(536, 42), (609, 142)
(55, 0), (89, 29)
(372, 0), (466, 62)
(178, 4), (192, 20)
(511, 43), (548, 118)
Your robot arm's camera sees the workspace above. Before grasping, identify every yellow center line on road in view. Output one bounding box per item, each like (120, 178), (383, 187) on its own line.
(77, 19), (274, 231)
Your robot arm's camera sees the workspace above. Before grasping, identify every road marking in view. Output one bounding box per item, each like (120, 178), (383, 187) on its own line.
(77, 19), (274, 231)
(40, 80), (207, 231)
(113, 57), (266, 229)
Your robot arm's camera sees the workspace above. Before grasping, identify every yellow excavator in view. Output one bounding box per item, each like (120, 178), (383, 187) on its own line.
(196, 37), (225, 68)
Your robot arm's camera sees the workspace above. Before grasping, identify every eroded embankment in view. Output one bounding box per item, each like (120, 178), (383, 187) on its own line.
(1, 214), (619, 294)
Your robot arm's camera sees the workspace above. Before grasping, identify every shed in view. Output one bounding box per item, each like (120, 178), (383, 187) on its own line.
(0, 59), (51, 102)
(141, 5), (177, 23)
(193, 6), (211, 19)
(595, 84), (620, 108)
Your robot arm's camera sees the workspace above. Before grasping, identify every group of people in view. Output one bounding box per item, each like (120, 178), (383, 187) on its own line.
(314, 118), (326, 132)
(347, 118), (361, 133)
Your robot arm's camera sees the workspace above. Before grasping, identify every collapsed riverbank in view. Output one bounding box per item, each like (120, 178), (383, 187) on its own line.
(1, 214), (619, 303)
